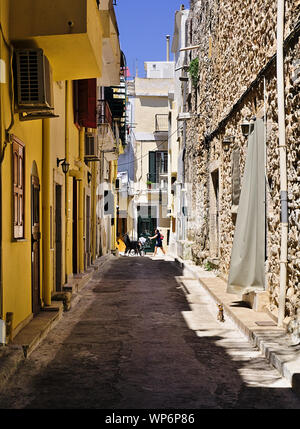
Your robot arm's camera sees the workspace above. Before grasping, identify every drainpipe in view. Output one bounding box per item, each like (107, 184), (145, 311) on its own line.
(91, 161), (97, 263)
(79, 128), (85, 273)
(0, 16), (15, 322)
(181, 52), (187, 241)
(276, 0), (288, 327)
(65, 81), (72, 281)
(0, 13), (3, 321)
(42, 118), (51, 306)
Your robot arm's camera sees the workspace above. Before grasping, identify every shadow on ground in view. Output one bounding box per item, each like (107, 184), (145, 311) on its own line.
(0, 256), (299, 409)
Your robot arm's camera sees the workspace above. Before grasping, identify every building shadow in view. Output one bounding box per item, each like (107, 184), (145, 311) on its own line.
(0, 258), (299, 410)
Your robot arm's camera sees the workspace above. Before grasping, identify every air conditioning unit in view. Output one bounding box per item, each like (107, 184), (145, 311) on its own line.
(15, 48), (54, 112)
(84, 132), (100, 162)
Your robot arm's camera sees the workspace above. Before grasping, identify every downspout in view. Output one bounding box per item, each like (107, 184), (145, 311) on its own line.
(181, 53), (187, 241)
(42, 118), (51, 306)
(79, 128), (85, 272)
(0, 12), (3, 322)
(276, 0), (288, 327)
(65, 81), (71, 281)
(0, 17), (15, 321)
(264, 76), (268, 290)
(91, 161), (97, 263)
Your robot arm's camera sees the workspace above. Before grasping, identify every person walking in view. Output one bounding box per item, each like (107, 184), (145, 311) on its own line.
(149, 229), (166, 256)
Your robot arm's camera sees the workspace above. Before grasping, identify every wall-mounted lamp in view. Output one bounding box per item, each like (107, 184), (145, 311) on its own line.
(87, 172), (92, 184)
(222, 135), (235, 152)
(241, 117), (255, 137)
(57, 158), (70, 174)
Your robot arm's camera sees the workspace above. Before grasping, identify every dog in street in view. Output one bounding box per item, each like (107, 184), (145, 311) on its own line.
(122, 233), (141, 256)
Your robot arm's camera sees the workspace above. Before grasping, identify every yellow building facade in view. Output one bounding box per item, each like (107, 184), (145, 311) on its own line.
(0, 0), (122, 341)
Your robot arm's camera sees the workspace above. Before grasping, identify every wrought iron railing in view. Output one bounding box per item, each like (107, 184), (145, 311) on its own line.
(147, 173), (168, 190)
(97, 99), (113, 127)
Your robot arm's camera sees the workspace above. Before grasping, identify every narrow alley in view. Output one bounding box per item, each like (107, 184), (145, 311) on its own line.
(0, 255), (299, 410)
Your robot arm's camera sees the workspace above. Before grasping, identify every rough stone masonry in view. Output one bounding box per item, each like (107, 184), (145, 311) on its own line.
(184, 0), (300, 318)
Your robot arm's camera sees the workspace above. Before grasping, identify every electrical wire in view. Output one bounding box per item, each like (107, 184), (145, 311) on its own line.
(117, 123), (184, 168)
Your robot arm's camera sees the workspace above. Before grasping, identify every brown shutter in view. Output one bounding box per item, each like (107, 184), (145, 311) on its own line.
(12, 137), (25, 239)
(77, 78), (97, 129)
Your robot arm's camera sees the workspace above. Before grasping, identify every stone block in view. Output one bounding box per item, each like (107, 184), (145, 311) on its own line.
(242, 290), (270, 312)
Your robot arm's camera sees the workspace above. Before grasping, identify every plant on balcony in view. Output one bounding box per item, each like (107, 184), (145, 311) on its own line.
(188, 57), (199, 88)
(146, 180), (153, 189)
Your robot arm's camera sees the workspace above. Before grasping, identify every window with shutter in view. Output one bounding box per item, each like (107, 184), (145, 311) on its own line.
(104, 190), (114, 215)
(77, 79), (97, 129)
(148, 151), (156, 183)
(12, 137), (25, 239)
(148, 151), (168, 184)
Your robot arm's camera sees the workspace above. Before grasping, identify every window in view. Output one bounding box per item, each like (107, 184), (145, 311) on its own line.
(148, 151), (168, 189)
(73, 79), (97, 129)
(12, 137), (25, 239)
(104, 190), (114, 215)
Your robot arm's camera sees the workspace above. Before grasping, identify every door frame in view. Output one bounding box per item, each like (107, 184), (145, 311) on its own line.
(31, 169), (41, 315)
(55, 183), (63, 291)
(72, 178), (78, 274)
(209, 164), (220, 258)
(137, 204), (158, 253)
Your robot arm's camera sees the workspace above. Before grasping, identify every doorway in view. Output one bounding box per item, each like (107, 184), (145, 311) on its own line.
(72, 178), (78, 274)
(85, 195), (91, 268)
(55, 184), (62, 291)
(210, 169), (220, 258)
(137, 205), (157, 253)
(31, 173), (41, 315)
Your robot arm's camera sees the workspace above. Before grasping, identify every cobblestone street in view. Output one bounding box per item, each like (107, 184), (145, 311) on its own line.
(0, 256), (300, 409)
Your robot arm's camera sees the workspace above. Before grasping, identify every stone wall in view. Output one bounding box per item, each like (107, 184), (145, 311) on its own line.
(185, 0), (300, 318)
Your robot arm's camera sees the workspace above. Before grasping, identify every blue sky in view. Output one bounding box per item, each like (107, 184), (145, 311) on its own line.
(114, 0), (189, 79)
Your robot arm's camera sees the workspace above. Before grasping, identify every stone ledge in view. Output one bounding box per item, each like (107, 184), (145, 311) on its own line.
(10, 306), (63, 359)
(175, 255), (300, 395)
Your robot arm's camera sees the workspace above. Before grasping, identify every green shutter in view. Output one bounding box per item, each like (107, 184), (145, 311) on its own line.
(149, 151), (156, 183)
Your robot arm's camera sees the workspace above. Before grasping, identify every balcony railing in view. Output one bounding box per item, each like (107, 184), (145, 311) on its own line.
(147, 173), (168, 191)
(155, 114), (168, 132)
(98, 99), (113, 127)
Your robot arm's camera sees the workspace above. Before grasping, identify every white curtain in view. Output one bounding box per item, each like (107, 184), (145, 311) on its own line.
(227, 118), (266, 296)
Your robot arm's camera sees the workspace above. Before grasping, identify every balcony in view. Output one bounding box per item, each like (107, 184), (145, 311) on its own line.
(155, 114), (168, 133)
(147, 173), (168, 191)
(98, 0), (121, 86)
(98, 99), (113, 128)
(10, 0), (103, 81)
(98, 99), (117, 152)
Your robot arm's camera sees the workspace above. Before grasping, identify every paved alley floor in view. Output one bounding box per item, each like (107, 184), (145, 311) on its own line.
(0, 255), (300, 409)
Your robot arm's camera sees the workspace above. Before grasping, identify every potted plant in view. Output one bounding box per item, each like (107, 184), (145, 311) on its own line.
(146, 180), (153, 189)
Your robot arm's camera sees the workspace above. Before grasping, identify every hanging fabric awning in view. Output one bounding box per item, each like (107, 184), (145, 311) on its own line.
(227, 118), (265, 296)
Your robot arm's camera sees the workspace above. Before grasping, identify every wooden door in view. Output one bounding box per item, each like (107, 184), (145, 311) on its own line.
(31, 175), (41, 315)
(72, 178), (78, 274)
(210, 169), (220, 258)
(85, 195), (91, 268)
(55, 184), (62, 291)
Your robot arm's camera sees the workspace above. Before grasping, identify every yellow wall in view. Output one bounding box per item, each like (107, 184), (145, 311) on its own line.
(0, 0), (120, 335)
(2, 121), (43, 328)
(10, 0), (104, 81)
